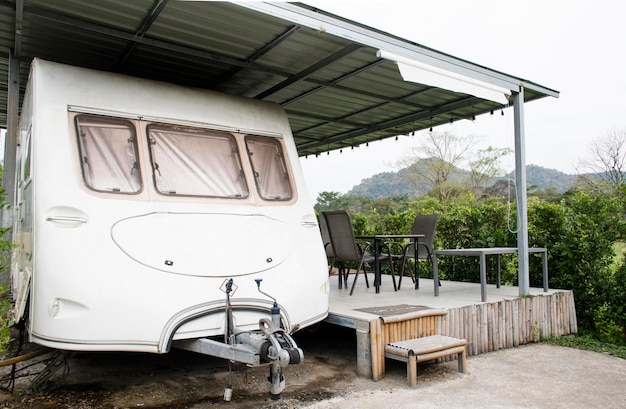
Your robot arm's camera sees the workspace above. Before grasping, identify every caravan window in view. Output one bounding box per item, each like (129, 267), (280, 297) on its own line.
(75, 115), (142, 194)
(245, 135), (293, 201)
(147, 125), (249, 198)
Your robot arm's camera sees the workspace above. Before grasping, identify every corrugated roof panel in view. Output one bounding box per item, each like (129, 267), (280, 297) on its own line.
(258, 29), (352, 72)
(149, 2), (278, 60)
(21, 17), (127, 70)
(115, 45), (229, 87)
(28, 0), (153, 32)
(286, 88), (382, 120)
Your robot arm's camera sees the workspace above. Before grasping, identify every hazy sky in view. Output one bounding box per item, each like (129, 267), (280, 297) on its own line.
(298, 0), (626, 199)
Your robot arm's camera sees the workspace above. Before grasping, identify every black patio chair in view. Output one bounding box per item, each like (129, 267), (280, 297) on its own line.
(392, 214), (440, 289)
(318, 213), (348, 289)
(322, 210), (395, 295)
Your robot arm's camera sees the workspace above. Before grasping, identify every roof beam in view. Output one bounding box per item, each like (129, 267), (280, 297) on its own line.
(254, 43), (361, 99)
(114, 0), (171, 70)
(219, 24), (301, 83)
(281, 59), (433, 111)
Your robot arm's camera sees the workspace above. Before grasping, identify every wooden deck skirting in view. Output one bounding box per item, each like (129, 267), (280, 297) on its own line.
(369, 291), (577, 381)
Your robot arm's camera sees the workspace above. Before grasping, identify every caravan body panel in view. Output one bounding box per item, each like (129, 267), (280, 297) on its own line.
(12, 59), (329, 353)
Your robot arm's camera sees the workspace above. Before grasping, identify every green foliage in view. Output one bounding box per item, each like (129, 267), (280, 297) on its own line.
(605, 259), (626, 341)
(547, 332), (626, 359)
(0, 286), (12, 353)
(0, 169), (13, 353)
(538, 191), (622, 332)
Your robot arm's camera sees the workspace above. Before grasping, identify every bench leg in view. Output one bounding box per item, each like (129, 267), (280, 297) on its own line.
(408, 354), (417, 386)
(458, 349), (467, 373)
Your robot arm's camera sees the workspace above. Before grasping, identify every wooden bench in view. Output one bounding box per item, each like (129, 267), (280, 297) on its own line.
(385, 334), (467, 386)
(370, 309), (467, 385)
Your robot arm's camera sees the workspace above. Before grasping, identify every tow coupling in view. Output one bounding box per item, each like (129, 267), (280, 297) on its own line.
(173, 278), (303, 401)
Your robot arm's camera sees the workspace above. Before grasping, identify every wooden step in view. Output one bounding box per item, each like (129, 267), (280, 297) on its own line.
(384, 335), (467, 386)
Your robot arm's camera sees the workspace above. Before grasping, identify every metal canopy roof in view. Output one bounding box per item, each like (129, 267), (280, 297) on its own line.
(0, 0), (559, 157)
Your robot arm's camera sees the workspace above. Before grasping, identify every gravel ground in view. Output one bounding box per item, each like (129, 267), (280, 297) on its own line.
(0, 324), (624, 409)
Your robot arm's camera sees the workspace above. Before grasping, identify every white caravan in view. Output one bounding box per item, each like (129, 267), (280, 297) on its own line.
(11, 58), (329, 396)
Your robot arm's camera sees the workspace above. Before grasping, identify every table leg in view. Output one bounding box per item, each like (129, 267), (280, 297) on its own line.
(542, 250), (549, 292)
(433, 253), (440, 297)
(496, 255), (501, 288)
(414, 237), (419, 290)
(479, 253), (487, 302)
(374, 238), (381, 294)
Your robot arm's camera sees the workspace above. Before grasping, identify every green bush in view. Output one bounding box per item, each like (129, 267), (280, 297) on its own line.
(347, 189), (626, 339)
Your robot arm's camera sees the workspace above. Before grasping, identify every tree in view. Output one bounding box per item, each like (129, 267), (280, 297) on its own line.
(468, 146), (513, 193)
(314, 191), (370, 214)
(578, 128), (626, 197)
(398, 131), (478, 207)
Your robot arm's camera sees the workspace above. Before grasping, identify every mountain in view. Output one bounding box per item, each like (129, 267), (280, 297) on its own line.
(346, 162), (576, 199)
(508, 164), (577, 193)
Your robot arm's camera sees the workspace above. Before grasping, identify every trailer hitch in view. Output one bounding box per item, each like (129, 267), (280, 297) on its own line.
(175, 278), (304, 401)
(258, 318), (303, 398)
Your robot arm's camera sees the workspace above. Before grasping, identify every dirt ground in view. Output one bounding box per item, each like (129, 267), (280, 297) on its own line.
(0, 324), (625, 409)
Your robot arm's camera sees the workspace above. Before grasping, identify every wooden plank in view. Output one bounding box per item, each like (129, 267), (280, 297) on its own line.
(569, 291), (578, 333)
(380, 309), (447, 324)
(512, 299), (519, 347)
(370, 319), (379, 381)
(481, 304), (488, 353)
(499, 300), (506, 350)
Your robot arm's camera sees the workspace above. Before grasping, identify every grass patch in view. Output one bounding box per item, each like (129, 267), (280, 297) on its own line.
(546, 332), (626, 359)
(0, 285), (13, 354)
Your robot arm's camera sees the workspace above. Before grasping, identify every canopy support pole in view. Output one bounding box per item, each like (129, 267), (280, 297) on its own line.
(3, 53), (19, 208)
(513, 88), (529, 296)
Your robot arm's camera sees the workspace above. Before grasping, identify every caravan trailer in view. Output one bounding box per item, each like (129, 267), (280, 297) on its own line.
(11, 58), (330, 396)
